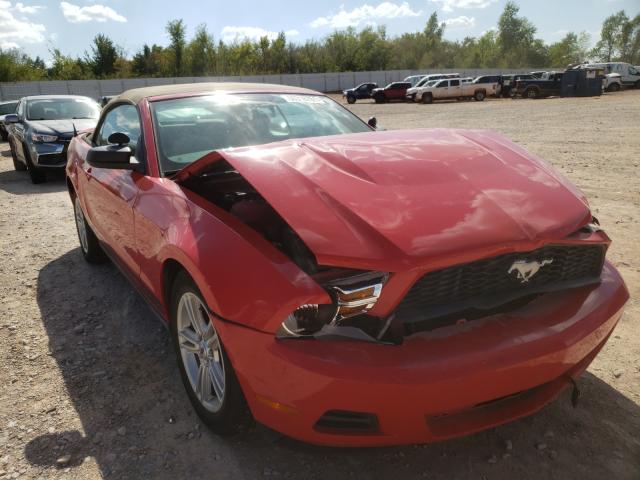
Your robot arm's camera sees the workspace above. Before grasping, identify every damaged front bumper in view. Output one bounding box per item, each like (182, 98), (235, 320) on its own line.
(216, 261), (628, 446)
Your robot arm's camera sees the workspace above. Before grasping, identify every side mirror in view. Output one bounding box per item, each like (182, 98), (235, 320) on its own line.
(367, 117), (377, 129)
(4, 114), (19, 124)
(87, 133), (140, 171)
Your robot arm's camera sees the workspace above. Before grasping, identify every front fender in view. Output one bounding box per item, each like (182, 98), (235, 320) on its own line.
(136, 180), (331, 334)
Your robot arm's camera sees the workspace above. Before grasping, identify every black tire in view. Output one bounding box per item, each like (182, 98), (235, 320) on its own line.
(635, 80), (640, 89)
(73, 196), (107, 264)
(24, 145), (46, 184)
(525, 88), (538, 99)
(9, 141), (26, 171)
(422, 93), (433, 104)
(608, 83), (621, 92)
(170, 271), (249, 435)
(474, 90), (486, 101)
(346, 95), (356, 104)
(374, 94), (385, 104)
(1, 131), (7, 142)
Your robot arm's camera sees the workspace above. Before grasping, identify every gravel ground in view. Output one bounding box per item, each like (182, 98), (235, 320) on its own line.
(0, 90), (638, 480)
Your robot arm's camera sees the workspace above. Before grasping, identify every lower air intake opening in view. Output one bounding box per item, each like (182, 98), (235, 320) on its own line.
(313, 410), (380, 435)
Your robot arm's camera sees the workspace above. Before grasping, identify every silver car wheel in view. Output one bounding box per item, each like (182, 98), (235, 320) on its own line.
(74, 197), (89, 254)
(177, 292), (225, 413)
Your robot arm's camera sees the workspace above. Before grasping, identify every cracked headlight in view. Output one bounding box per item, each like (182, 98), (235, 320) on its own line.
(277, 271), (388, 339)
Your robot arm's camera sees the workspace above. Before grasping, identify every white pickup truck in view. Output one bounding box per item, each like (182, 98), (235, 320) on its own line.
(412, 77), (498, 103)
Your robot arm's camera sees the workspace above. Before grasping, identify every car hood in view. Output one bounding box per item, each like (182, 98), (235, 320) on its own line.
(28, 119), (98, 136)
(175, 129), (591, 271)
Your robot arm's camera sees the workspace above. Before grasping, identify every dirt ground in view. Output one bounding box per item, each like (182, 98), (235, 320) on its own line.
(0, 90), (638, 480)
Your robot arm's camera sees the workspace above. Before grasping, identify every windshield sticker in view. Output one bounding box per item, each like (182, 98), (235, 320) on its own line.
(281, 95), (324, 104)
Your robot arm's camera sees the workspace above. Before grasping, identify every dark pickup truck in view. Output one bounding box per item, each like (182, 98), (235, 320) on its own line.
(342, 82), (378, 104)
(512, 72), (563, 99)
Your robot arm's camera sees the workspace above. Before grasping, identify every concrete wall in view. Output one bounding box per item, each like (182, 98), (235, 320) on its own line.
(0, 68), (543, 101)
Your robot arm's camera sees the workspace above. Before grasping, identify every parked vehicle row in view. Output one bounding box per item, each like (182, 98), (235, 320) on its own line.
(339, 63), (638, 106)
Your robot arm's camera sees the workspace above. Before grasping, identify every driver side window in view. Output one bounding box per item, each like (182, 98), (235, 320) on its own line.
(96, 104), (142, 158)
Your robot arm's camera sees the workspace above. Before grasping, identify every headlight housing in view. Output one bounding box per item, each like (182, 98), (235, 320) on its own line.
(277, 271), (388, 339)
(31, 132), (58, 143)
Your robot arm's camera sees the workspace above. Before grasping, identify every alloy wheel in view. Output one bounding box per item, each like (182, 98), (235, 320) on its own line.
(176, 292), (226, 413)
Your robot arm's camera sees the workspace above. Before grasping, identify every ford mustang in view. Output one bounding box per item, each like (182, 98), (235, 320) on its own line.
(65, 83), (629, 446)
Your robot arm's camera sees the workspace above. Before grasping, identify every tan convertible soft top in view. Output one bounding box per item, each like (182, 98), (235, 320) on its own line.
(113, 82), (319, 105)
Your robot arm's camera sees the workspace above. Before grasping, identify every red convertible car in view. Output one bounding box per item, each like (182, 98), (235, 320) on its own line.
(66, 83), (628, 446)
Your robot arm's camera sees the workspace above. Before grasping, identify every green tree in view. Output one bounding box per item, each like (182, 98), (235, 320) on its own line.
(47, 49), (90, 80)
(87, 34), (119, 77)
(497, 1), (538, 67)
(166, 19), (187, 76)
(187, 24), (216, 76)
(132, 44), (165, 77)
(549, 32), (590, 67)
(593, 11), (628, 61)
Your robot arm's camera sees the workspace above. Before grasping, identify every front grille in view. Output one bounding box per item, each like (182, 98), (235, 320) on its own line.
(396, 244), (605, 329)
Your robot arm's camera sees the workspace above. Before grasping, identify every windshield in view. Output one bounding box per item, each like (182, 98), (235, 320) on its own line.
(26, 98), (100, 121)
(151, 93), (371, 174)
(0, 102), (18, 115)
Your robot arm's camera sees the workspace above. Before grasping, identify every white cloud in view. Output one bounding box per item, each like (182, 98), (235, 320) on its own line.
(0, 1), (46, 47)
(310, 2), (422, 29)
(221, 26), (299, 43)
(14, 2), (45, 13)
(60, 1), (127, 23)
(430, 0), (497, 13)
(0, 41), (21, 50)
(443, 15), (475, 29)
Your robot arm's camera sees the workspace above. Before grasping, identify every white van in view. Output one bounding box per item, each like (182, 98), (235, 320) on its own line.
(585, 62), (640, 88)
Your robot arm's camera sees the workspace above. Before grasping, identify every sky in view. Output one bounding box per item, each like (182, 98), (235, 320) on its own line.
(1, 0), (638, 63)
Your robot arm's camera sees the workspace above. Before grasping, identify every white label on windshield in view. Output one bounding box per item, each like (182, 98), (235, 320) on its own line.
(281, 95), (324, 104)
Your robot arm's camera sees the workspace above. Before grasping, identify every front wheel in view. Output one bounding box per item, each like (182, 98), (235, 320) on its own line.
(346, 95), (356, 104)
(171, 272), (248, 435)
(525, 88), (538, 99)
(422, 93), (433, 104)
(9, 141), (26, 171)
(608, 83), (621, 92)
(74, 196), (107, 263)
(24, 147), (46, 184)
(474, 90), (486, 101)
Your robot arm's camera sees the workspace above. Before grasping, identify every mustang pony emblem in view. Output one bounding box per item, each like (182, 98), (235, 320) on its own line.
(508, 258), (554, 283)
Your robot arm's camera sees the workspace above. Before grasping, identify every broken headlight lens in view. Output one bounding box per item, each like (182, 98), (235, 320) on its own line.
(277, 304), (338, 338)
(276, 271), (388, 339)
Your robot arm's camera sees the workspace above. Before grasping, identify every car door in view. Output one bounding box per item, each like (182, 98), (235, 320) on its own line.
(449, 79), (461, 97)
(79, 103), (144, 277)
(356, 84), (369, 99)
(434, 80), (449, 99)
